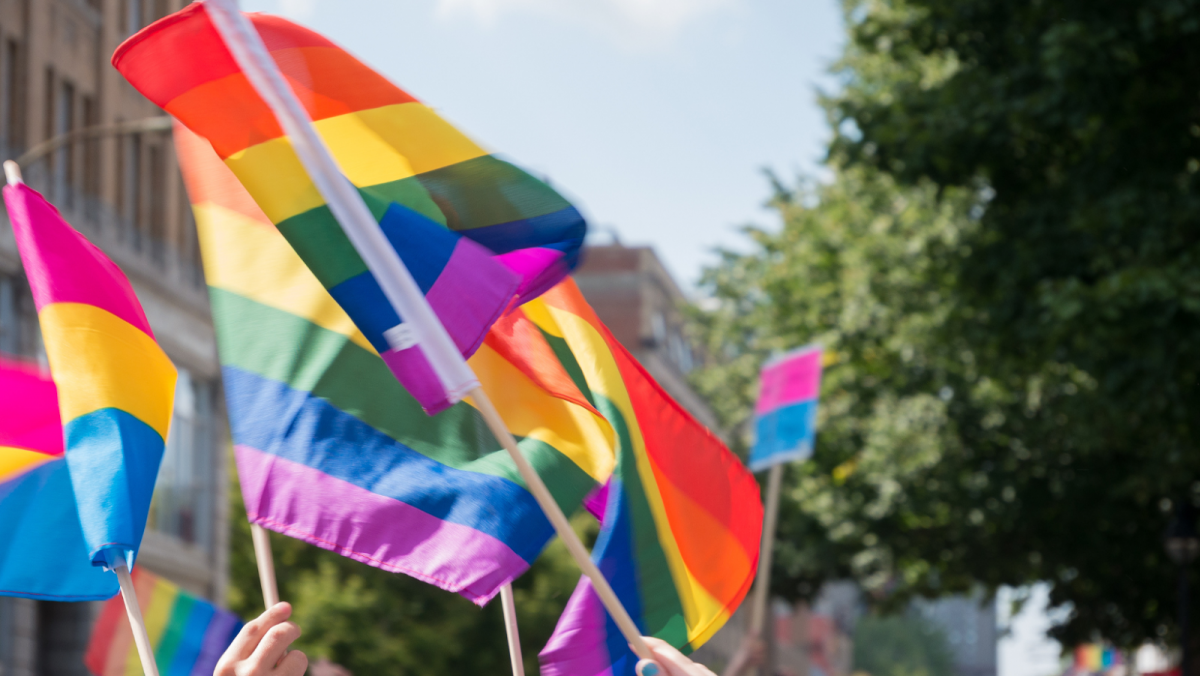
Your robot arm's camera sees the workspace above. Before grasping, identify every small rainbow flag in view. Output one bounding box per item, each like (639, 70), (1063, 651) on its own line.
(4, 182), (176, 571)
(0, 356), (116, 600)
(85, 567), (242, 676)
(113, 5), (587, 414)
(535, 282), (764, 676)
(749, 345), (823, 471)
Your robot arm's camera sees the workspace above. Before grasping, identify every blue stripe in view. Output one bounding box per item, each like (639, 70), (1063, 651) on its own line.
(0, 458), (119, 600)
(167, 600), (217, 676)
(461, 206), (586, 257)
(592, 478), (645, 676)
(326, 271), (396, 354)
(223, 366), (553, 563)
(63, 408), (165, 568)
(379, 203), (457, 293)
(749, 399), (818, 471)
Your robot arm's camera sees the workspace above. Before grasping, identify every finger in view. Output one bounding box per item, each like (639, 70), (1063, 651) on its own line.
(642, 637), (710, 676)
(222, 603), (294, 664)
(273, 648), (309, 676)
(636, 659), (664, 676)
(249, 621), (301, 671)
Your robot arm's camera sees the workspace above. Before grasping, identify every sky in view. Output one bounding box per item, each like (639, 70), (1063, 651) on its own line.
(240, 0), (845, 288)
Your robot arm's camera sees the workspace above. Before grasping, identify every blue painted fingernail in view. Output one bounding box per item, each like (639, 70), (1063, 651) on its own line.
(639, 662), (660, 676)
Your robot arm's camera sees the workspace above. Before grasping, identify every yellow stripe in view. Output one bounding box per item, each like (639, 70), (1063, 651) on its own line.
(194, 202), (375, 353)
(224, 102), (488, 223)
(541, 304), (726, 641)
(466, 343), (615, 483)
(125, 577), (176, 676)
(39, 303), (177, 439)
(0, 446), (56, 483)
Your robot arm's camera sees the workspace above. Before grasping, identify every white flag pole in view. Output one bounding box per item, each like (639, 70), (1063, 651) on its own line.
(500, 584), (526, 676)
(201, 0), (653, 663)
(250, 523), (280, 607)
(114, 562), (162, 676)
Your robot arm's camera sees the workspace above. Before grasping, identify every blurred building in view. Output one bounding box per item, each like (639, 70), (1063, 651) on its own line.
(573, 242), (719, 431)
(0, 1), (228, 675)
(916, 594), (999, 676)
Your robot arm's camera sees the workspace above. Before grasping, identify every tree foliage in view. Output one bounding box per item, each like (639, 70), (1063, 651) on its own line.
(693, 0), (1200, 650)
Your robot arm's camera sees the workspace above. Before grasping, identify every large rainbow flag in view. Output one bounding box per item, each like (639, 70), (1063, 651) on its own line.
(172, 123), (613, 603)
(534, 284), (763, 676)
(85, 567), (242, 676)
(0, 356), (116, 600)
(113, 4), (587, 414)
(4, 182), (176, 571)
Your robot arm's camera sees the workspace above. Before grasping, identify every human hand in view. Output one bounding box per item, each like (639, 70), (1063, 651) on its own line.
(214, 602), (309, 676)
(636, 637), (718, 676)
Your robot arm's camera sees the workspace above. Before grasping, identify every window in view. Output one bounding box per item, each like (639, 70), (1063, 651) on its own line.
(1, 39), (23, 152)
(147, 145), (165, 265)
(150, 368), (216, 551)
(56, 80), (75, 208)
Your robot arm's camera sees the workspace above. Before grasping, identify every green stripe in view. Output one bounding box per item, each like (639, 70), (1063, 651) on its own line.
(153, 594), (193, 667)
(274, 155), (572, 288)
(595, 393), (688, 646)
(209, 288), (595, 513)
(537, 327), (597, 409)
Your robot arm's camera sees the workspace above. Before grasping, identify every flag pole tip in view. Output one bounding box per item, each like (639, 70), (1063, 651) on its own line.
(4, 161), (22, 186)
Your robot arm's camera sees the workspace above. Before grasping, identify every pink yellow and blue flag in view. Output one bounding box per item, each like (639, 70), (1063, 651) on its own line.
(85, 567), (242, 676)
(0, 355), (117, 600)
(113, 5), (586, 415)
(4, 182), (177, 571)
(749, 344), (823, 472)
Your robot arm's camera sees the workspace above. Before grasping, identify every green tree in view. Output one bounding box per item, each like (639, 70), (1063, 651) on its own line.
(853, 612), (954, 676)
(693, 0), (1200, 653)
(227, 480), (588, 676)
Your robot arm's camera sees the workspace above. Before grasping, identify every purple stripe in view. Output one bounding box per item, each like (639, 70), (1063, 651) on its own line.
(235, 444), (529, 605)
(427, 237), (520, 356)
(538, 577), (615, 676)
(188, 608), (239, 676)
(495, 247), (567, 300)
(380, 344), (455, 415)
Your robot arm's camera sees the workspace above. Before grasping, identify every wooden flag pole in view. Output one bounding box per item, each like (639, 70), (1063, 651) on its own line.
(113, 562), (162, 676)
(748, 464), (784, 639)
(250, 523), (280, 607)
(202, 0), (654, 663)
(500, 583), (526, 676)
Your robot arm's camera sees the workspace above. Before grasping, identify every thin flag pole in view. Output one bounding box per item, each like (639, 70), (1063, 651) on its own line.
(251, 523), (280, 607)
(202, 0), (654, 664)
(747, 464), (783, 640)
(500, 584), (526, 676)
(113, 562), (162, 676)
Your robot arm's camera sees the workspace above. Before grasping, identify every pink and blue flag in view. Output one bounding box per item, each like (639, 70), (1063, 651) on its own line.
(0, 356), (118, 600)
(5, 182), (177, 571)
(749, 345), (823, 472)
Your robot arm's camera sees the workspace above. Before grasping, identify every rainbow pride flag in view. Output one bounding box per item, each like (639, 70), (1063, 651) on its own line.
(4, 183), (176, 571)
(532, 283), (764, 676)
(85, 567), (242, 676)
(114, 5), (587, 414)
(173, 123), (614, 603)
(0, 356), (117, 600)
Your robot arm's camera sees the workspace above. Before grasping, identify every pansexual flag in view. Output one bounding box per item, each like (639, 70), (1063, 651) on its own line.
(4, 182), (177, 570)
(114, 5), (587, 414)
(0, 356), (116, 600)
(85, 567), (242, 676)
(535, 282), (763, 676)
(748, 344), (823, 472)
(174, 124), (614, 603)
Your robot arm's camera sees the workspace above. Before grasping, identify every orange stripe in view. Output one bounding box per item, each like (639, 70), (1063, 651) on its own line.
(483, 308), (600, 417)
(174, 122), (274, 229)
(166, 46), (417, 158)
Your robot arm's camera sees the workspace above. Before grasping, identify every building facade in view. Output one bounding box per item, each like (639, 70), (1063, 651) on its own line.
(0, 1), (228, 674)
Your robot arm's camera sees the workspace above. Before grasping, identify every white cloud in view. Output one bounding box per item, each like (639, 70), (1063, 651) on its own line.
(435, 0), (736, 43)
(276, 0), (319, 20)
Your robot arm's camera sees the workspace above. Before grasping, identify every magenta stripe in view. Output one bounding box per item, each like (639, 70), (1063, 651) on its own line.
(379, 344), (455, 415)
(426, 237), (520, 356)
(538, 577), (615, 676)
(754, 347), (822, 415)
(496, 247), (566, 300)
(0, 357), (63, 456)
(3, 184), (154, 337)
(235, 444), (529, 605)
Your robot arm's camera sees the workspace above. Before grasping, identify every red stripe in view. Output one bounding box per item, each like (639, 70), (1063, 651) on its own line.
(484, 309), (601, 418)
(84, 582), (129, 675)
(114, 6), (417, 157)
